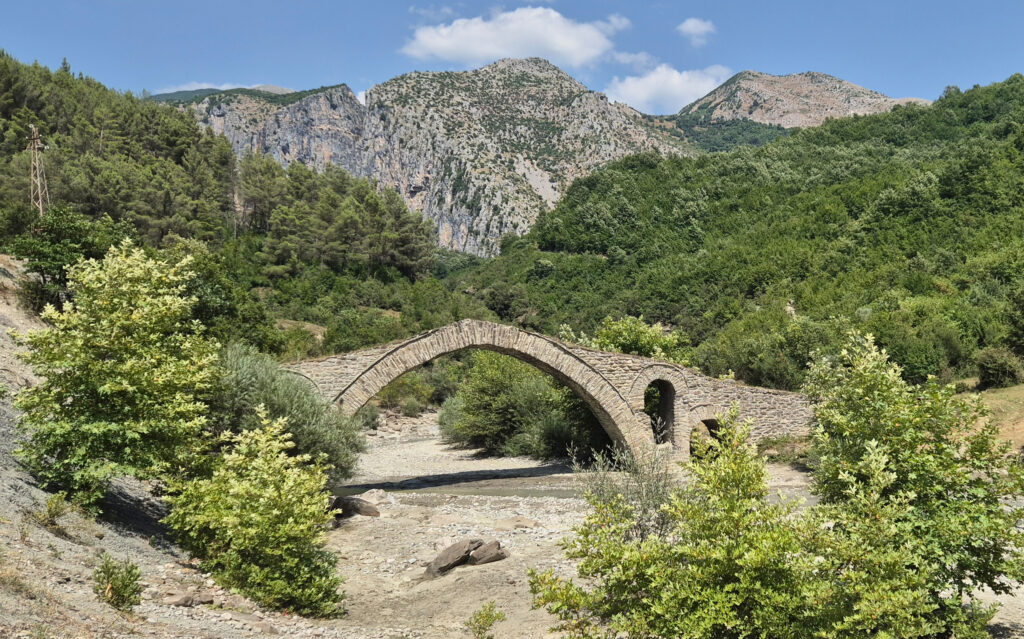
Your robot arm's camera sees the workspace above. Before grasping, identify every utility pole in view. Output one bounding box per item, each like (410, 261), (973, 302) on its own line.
(28, 124), (50, 215)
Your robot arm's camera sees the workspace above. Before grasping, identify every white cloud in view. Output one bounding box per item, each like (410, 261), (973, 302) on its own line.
(400, 7), (629, 68)
(604, 64), (732, 114)
(154, 81), (247, 94)
(676, 17), (716, 47)
(611, 50), (656, 71)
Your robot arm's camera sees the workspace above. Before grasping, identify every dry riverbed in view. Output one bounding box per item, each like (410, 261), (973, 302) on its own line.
(3, 386), (1024, 636)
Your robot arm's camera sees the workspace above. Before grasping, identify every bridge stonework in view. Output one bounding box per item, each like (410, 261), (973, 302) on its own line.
(286, 319), (813, 461)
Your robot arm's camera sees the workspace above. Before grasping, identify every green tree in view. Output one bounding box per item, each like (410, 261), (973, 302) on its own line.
(14, 241), (220, 507)
(5, 206), (132, 310)
(803, 332), (1024, 633)
(438, 351), (608, 459)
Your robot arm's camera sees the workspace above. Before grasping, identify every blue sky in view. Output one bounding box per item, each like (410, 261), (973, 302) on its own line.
(2, 1), (1022, 114)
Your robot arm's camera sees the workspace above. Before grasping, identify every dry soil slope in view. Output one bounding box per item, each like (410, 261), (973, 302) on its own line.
(184, 58), (689, 256)
(680, 70), (931, 129)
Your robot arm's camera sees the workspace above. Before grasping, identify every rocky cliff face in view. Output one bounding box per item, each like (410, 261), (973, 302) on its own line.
(679, 70), (930, 129)
(185, 58), (688, 255)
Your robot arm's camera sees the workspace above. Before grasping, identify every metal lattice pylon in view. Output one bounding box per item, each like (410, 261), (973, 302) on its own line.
(28, 124), (50, 215)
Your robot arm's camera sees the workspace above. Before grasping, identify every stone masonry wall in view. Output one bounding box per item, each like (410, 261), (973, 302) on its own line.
(286, 320), (814, 458)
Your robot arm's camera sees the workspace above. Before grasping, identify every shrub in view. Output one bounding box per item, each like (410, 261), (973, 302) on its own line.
(975, 346), (1023, 389)
(804, 332), (1024, 633)
(14, 241), (220, 507)
(438, 351), (609, 459)
(465, 601), (506, 639)
(529, 411), (810, 637)
(572, 442), (677, 541)
(376, 370), (433, 411)
(92, 553), (142, 612)
(560, 315), (690, 364)
(29, 492), (71, 533)
(399, 396), (423, 417)
(5, 206), (132, 311)
(209, 343), (364, 482)
(163, 413), (343, 616)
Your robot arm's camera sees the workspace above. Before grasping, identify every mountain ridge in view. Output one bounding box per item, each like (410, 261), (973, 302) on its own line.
(680, 69), (931, 128)
(179, 57), (689, 255)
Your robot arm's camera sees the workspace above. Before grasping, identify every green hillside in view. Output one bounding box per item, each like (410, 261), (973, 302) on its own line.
(0, 52), (489, 356)
(454, 75), (1024, 389)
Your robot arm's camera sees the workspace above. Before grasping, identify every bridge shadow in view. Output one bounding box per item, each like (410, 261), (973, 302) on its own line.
(336, 462), (572, 494)
(990, 621), (1024, 638)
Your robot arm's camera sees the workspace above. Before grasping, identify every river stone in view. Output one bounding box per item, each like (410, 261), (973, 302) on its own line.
(330, 496), (381, 518)
(425, 538), (483, 577)
(494, 515), (539, 531)
(468, 540), (509, 565)
(162, 593), (194, 607)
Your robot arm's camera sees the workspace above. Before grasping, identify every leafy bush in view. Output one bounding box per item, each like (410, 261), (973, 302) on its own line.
(438, 351), (609, 459)
(975, 346), (1023, 389)
(560, 315), (690, 364)
(376, 370), (433, 411)
(209, 343), (364, 482)
(14, 242), (220, 507)
(399, 396), (424, 417)
(163, 413), (344, 616)
(804, 332), (1024, 633)
(530, 412), (809, 637)
(465, 601), (506, 639)
(4, 206), (132, 311)
(92, 553), (142, 612)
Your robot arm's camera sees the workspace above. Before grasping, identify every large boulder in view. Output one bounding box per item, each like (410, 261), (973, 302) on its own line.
(329, 495), (381, 519)
(425, 539), (483, 577)
(468, 540), (509, 565)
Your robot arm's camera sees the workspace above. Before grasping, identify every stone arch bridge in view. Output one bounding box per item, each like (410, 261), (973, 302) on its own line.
(286, 319), (813, 461)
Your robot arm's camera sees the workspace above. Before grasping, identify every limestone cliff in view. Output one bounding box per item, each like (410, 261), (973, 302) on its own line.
(181, 58), (688, 255)
(680, 70), (930, 129)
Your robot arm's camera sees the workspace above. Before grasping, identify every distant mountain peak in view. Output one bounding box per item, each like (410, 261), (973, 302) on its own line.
(681, 70), (930, 128)
(182, 58), (686, 256)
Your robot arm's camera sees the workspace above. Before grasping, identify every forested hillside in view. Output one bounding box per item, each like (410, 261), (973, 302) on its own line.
(456, 75), (1024, 389)
(0, 52), (491, 357)
(5, 51), (1024, 395)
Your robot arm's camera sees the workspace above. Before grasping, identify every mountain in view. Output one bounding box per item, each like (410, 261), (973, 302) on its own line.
(178, 58), (689, 255)
(455, 74), (1024, 390)
(679, 70), (930, 128)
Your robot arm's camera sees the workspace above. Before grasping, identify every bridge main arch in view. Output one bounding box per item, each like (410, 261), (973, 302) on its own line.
(330, 320), (654, 453)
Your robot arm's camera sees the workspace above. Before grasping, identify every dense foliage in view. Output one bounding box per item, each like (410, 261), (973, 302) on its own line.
(661, 112), (791, 152)
(460, 75), (1024, 388)
(0, 52), (488, 361)
(438, 351), (610, 459)
(531, 335), (1024, 637)
(804, 333), (1024, 630)
(210, 343), (364, 482)
(14, 242), (220, 507)
(163, 414), (344, 616)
